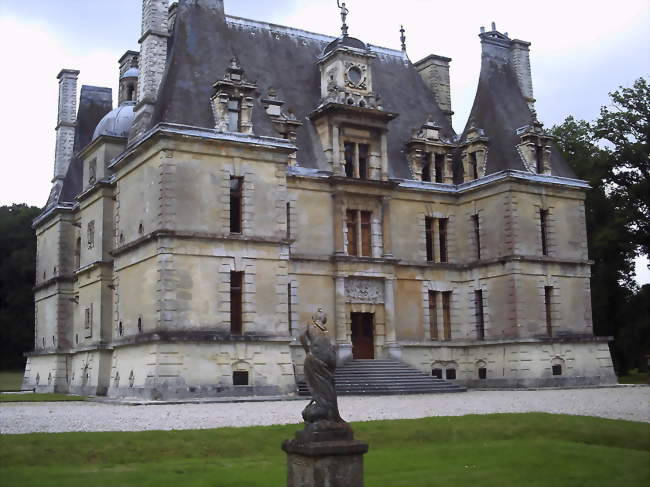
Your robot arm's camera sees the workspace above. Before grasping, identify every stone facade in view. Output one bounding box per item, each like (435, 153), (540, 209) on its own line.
(24, 0), (616, 399)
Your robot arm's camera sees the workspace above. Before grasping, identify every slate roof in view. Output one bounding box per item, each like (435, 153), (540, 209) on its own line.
(151, 0), (456, 179)
(45, 85), (113, 209)
(459, 32), (576, 178)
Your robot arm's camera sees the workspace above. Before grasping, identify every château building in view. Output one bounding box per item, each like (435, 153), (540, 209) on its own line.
(24, 0), (616, 399)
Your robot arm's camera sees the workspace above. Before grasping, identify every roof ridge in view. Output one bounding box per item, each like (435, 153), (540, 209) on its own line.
(225, 14), (405, 58)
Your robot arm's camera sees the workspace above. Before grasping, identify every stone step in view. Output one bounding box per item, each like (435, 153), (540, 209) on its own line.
(296, 359), (465, 396)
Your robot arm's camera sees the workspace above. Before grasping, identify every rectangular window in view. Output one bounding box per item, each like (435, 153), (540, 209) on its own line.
(552, 364), (562, 376)
(343, 141), (370, 179)
(230, 271), (243, 335)
(428, 290), (439, 340)
(478, 367), (487, 379)
(344, 142), (355, 178)
(536, 145), (545, 173)
(439, 218), (448, 263)
(445, 368), (456, 380)
(88, 159), (97, 185)
(475, 290), (485, 340)
(87, 220), (95, 250)
(233, 371), (249, 386)
(346, 209), (358, 256)
(442, 291), (452, 340)
(84, 303), (93, 338)
(435, 153), (445, 183)
(540, 209), (549, 256)
(227, 99), (241, 132)
(425, 216), (435, 262)
(422, 153), (432, 182)
(470, 152), (478, 180)
(230, 177), (243, 233)
(287, 282), (292, 333)
(544, 286), (553, 336)
(360, 211), (372, 257)
(358, 144), (369, 179)
(472, 214), (481, 260)
(346, 210), (372, 257)
(432, 368), (443, 379)
(286, 202), (291, 240)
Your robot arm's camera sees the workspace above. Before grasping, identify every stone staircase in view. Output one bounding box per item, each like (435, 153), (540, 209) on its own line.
(297, 359), (466, 396)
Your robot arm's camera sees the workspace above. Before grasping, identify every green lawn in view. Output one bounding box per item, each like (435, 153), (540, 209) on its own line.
(619, 369), (649, 384)
(0, 371), (24, 391)
(1, 413), (648, 487)
(0, 393), (86, 403)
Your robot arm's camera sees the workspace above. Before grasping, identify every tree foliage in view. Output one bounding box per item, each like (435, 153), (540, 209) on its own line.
(551, 77), (650, 373)
(0, 204), (41, 369)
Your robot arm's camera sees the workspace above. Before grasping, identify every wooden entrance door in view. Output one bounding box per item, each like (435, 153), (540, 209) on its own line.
(351, 313), (374, 359)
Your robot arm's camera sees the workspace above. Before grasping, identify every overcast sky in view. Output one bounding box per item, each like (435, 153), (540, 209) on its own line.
(1, 0), (648, 282)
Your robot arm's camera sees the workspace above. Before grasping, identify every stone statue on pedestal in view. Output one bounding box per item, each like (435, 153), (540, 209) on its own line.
(282, 307), (368, 487)
(300, 308), (343, 424)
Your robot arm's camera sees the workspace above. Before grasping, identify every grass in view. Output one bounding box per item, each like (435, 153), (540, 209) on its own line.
(0, 371), (24, 391)
(619, 369), (648, 384)
(0, 393), (86, 403)
(1, 413), (648, 487)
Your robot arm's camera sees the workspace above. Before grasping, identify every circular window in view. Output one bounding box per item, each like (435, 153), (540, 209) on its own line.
(347, 66), (362, 86)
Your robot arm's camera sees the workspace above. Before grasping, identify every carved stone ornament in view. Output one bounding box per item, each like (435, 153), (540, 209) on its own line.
(344, 62), (367, 90)
(345, 278), (384, 303)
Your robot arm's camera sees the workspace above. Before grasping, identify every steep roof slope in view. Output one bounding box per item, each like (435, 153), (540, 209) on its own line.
(460, 31), (575, 178)
(152, 0), (455, 178)
(44, 86), (113, 209)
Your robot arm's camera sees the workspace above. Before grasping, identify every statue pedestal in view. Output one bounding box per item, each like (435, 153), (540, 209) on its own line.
(282, 422), (369, 487)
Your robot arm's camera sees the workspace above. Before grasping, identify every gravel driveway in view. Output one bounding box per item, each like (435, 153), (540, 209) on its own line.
(1, 386), (648, 435)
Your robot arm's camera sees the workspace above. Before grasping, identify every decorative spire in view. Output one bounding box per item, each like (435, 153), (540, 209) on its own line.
(337, 1), (349, 37)
(400, 25), (406, 52)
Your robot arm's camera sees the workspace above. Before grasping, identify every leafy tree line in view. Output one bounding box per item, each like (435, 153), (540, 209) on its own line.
(551, 77), (649, 373)
(0, 204), (41, 369)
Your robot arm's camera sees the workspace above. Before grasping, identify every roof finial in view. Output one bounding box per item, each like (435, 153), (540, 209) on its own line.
(400, 25), (407, 52)
(337, 1), (349, 37)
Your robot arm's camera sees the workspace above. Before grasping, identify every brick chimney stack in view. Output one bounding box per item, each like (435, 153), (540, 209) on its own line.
(130, 0), (170, 140)
(53, 69), (80, 182)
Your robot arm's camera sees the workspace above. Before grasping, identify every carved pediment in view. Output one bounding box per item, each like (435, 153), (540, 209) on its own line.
(345, 278), (384, 304)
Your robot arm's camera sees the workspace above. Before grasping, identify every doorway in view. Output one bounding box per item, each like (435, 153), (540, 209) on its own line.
(351, 312), (374, 359)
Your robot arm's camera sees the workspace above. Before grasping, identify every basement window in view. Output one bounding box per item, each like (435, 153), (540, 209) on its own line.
(552, 364), (562, 376)
(445, 368), (456, 380)
(431, 368), (443, 379)
(233, 371), (249, 386)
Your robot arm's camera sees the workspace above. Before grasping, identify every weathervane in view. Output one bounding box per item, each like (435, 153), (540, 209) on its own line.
(400, 25), (406, 52)
(337, 1), (349, 37)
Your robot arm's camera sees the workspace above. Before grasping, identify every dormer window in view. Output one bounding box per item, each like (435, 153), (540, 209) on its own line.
(535, 145), (544, 173)
(434, 154), (445, 183)
(470, 152), (479, 180)
(88, 159), (97, 185)
(344, 141), (369, 179)
(422, 154), (432, 182)
(227, 98), (241, 132)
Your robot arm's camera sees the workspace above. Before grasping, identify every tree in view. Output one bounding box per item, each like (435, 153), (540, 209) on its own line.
(595, 78), (650, 257)
(0, 204), (41, 370)
(551, 77), (650, 373)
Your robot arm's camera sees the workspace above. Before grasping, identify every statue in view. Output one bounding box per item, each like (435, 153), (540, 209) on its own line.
(300, 308), (343, 424)
(282, 307), (368, 487)
(336, 1), (349, 37)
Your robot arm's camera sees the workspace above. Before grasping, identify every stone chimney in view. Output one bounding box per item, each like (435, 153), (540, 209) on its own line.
(479, 24), (536, 112)
(53, 69), (80, 181)
(414, 55), (453, 126)
(510, 39), (535, 111)
(130, 0), (170, 140)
